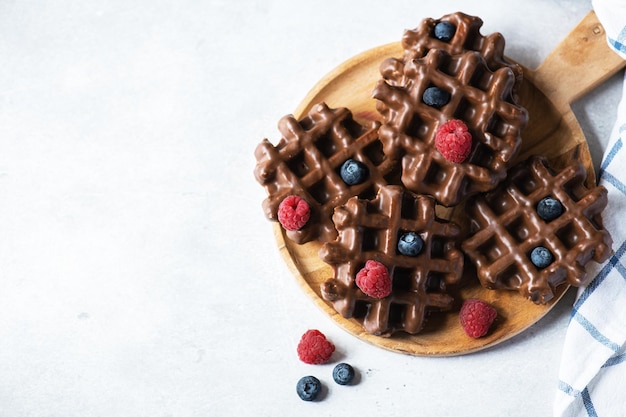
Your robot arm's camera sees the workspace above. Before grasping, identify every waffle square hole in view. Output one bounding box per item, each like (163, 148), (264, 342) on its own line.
(563, 181), (586, 202)
(388, 303), (406, 329)
(342, 117), (366, 139)
(511, 171), (538, 196)
(361, 228), (381, 252)
(556, 222), (580, 250)
(494, 263), (523, 289)
(453, 98), (476, 121)
(353, 300), (369, 319)
(588, 213), (603, 231)
(477, 235), (507, 263)
(470, 142), (495, 169)
(383, 164), (402, 185)
(392, 267), (415, 292)
(423, 160), (448, 187)
(437, 54), (457, 77)
(430, 236), (446, 259)
(484, 189), (517, 216)
(363, 140), (385, 166)
(407, 114), (435, 141)
(314, 133), (338, 158)
(426, 273), (444, 292)
(505, 216), (535, 244)
(487, 113), (509, 138)
(396, 193), (415, 220)
(357, 185), (377, 200)
(469, 66), (491, 91)
(309, 178), (332, 205)
(286, 151), (310, 177)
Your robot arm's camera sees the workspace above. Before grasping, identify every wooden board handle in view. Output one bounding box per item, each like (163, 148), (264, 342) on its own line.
(530, 11), (626, 110)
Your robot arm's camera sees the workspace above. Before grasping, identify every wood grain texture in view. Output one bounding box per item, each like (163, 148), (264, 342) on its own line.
(274, 11), (626, 356)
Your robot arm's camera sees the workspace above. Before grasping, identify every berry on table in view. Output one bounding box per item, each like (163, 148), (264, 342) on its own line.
(332, 363), (355, 385)
(530, 246), (553, 269)
(423, 86), (451, 108)
(355, 260), (392, 298)
(434, 21), (456, 41)
(537, 197), (563, 221)
(296, 375), (322, 401)
(296, 329), (335, 364)
(460, 298), (497, 338)
(398, 232), (424, 257)
(277, 195), (310, 231)
(435, 119), (472, 163)
(340, 158), (368, 185)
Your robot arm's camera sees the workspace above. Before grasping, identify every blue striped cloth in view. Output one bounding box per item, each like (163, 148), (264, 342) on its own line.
(594, 0), (626, 59)
(554, 4), (626, 415)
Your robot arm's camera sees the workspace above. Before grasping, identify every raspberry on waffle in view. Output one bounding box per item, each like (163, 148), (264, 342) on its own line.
(254, 103), (399, 244)
(373, 49), (528, 207)
(319, 185), (464, 336)
(462, 156), (613, 304)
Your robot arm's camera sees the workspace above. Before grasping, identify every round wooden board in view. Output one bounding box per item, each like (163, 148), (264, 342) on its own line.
(270, 12), (625, 356)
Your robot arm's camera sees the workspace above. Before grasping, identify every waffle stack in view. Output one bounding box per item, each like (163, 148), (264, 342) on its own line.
(254, 12), (613, 337)
(374, 48), (526, 206)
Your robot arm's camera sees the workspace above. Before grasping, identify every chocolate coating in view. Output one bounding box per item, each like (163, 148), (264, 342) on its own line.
(401, 11), (523, 85)
(254, 103), (399, 244)
(462, 156), (613, 304)
(373, 49), (528, 207)
(319, 185), (464, 336)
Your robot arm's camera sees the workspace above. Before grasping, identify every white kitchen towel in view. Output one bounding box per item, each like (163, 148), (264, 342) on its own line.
(593, 0), (626, 59)
(553, 4), (626, 416)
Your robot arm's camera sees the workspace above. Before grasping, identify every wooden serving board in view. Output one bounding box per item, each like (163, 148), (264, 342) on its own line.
(273, 11), (626, 356)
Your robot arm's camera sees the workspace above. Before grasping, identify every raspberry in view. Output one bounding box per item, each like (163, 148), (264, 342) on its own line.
(460, 299), (497, 338)
(435, 119), (472, 163)
(277, 195), (310, 231)
(355, 260), (392, 298)
(297, 329), (335, 364)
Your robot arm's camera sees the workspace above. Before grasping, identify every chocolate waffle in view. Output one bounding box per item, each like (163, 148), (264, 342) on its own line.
(373, 49), (528, 207)
(254, 102), (399, 244)
(400, 11), (523, 84)
(319, 185), (464, 336)
(462, 156), (613, 304)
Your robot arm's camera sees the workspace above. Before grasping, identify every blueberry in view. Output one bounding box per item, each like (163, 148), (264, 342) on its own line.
(537, 197), (563, 221)
(398, 232), (424, 256)
(296, 375), (322, 401)
(530, 246), (553, 269)
(423, 87), (451, 108)
(332, 363), (355, 385)
(434, 21), (456, 41)
(340, 159), (368, 185)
